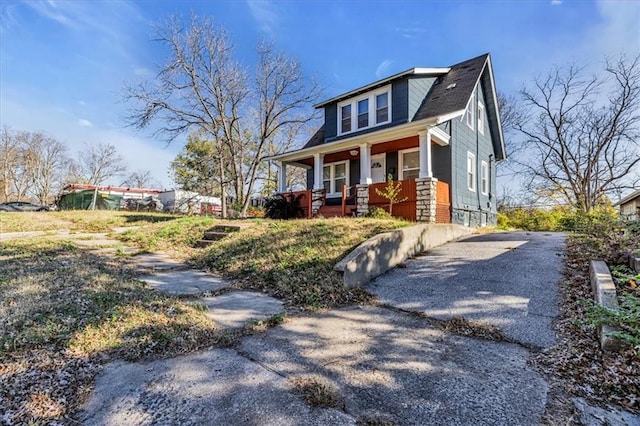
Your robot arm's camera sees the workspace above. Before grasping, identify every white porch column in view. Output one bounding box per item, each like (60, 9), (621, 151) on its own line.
(313, 153), (324, 190)
(278, 161), (287, 192)
(359, 143), (372, 185)
(418, 130), (433, 179)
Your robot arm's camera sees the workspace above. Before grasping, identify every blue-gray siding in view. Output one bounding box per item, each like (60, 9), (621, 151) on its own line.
(408, 77), (436, 121)
(450, 82), (497, 226)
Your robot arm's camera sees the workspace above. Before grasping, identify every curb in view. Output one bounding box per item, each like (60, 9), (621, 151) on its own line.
(588, 260), (623, 352)
(335, 224), (474, 288)
(630, 255), (640, 273)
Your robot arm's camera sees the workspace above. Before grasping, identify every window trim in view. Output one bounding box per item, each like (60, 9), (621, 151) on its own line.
(465, 93), (475, 130)
(398, 148), (420, 180)
(322, 160), (350, 197)
(477, 101), (485, 135)
(480, 160), (488, 195)
(467, 152), (476, 192)
(337, 85), (392, 136)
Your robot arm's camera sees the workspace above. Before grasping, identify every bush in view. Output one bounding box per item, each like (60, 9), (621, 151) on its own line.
(365, 206), (392, 219)
(264, 193), (305, 219)
(497, 206), (619, 233)
(497, 213), (510, 230)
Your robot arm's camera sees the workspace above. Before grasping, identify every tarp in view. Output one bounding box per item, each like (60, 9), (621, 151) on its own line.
(58, 190), (122, 210)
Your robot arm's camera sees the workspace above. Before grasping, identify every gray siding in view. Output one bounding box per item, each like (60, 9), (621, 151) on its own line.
(450, 83), (497, 226)
(408, 77), (436, 120)
(324, 104), (337, 139)
(391, 80), (408, 124)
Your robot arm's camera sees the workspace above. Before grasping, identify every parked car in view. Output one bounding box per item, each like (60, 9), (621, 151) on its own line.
(0, 201), (50, 212)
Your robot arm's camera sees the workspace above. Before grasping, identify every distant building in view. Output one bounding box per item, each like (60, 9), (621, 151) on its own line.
(158, 189), (221, 215)
(614, 189), (640, 221)
(59, 184), (163, 210)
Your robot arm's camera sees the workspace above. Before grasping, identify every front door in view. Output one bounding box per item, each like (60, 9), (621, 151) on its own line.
(371, 154), (386, 183)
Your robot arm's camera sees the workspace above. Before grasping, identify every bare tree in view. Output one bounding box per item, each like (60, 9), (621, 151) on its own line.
(27, 133), (68, 204)
(514, 55), (640, 212)
(122, 170), (161, 189)
(124, 15), (320, 217)
(0, 127), (20, 202)
(76, 143), (127, 185)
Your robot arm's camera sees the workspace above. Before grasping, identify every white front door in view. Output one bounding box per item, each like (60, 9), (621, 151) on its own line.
(371, 154), (386, 183)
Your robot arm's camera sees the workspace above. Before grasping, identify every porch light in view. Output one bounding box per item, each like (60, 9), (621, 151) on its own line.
(350, 150), (359, 156)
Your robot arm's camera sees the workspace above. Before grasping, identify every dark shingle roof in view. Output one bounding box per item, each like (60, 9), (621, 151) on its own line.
(412, 54), (488, 122)
(302, 125), (325, 149)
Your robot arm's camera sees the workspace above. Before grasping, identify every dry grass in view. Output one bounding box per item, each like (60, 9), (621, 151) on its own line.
(289, 376), (342, 408)
(0, 210), (179, 233)
(0, 238), (221, 424)
(190, 218), (409, 309)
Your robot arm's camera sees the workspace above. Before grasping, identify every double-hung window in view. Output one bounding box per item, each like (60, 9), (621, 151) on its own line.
(466, 93), (475, 130)
(400, 148), (420, 180)
(481, 160), (488, 195)
(357, 99), (369, 129)
(478, 102), (485, 135)
(341, 105), (352, 133)
(338, 85), (391, 135)
(323, 162), (348, 196)
(376, 92), (388, 124)
(467, 152), (476, 192)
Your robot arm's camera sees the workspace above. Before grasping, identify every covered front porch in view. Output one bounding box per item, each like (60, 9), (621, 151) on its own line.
(274, 125), (452, 223)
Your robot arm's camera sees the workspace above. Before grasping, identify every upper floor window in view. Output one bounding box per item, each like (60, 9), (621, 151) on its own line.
(338, 85), (391, 135)
(466, 93), (475, 130)
(478, 101), (485, 135)
(376, 92), (388, 124)
(341, 105), (352, 133)
(358, 99), (369, 129)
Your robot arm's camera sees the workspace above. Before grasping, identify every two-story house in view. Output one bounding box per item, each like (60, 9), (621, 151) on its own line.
(268, 53), (506, 226)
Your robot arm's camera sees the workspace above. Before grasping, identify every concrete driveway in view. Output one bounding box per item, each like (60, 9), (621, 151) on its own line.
(82, 231), (567, 425)
(369, 231), (565, 348)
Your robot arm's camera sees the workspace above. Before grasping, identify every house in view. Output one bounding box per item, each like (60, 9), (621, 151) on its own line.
(614, 189), (640, 221)
(268, 53), (506, 226)
(158, 189), (222, 215)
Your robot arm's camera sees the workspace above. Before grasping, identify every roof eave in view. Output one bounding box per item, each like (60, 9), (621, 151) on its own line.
(314, 67), (451, 108)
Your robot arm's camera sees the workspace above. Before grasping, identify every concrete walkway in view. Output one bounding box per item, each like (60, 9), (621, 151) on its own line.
(369, 231), (565, 348)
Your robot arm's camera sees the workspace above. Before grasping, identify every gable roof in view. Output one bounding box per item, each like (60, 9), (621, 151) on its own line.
(299, 53), (506, 158)
(614, 189), (640, 207)
(412, 54), (488, 121)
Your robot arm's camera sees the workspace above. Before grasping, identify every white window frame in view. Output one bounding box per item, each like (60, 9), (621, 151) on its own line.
(481, 160), (488, 195)
(467, 152), (476, 192)
(465, 93), (475, 130)
(337, 85), (392, 136)
(477, 101), (485, 135)
(398, 148), (420, 180)
(322, 160), (349, 197)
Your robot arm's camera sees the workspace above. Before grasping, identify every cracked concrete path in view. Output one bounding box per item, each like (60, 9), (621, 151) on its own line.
(368, 231), (565, 348)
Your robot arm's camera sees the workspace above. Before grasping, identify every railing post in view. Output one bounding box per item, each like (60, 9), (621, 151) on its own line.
(341, 185), (347, 216)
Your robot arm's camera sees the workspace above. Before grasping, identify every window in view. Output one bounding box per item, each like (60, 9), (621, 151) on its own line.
(400, 149), (420, 180)
(466, 93), (474, 130)
(481, 160), (488, 195)
(341, 104), (352, 133)
(376, 92), (388, 124)
(467, 152), (476, 192)
(338, 85), (391, 135)
(322, 161), (349, 195)
(478, 102), (485, 135)
(357, 99), (369, 129)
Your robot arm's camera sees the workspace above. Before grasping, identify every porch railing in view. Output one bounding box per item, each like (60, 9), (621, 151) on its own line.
(341, 185), (357, 217)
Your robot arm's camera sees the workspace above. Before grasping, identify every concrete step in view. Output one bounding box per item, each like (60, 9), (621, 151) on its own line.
(203, 231), (230, 241)
(208, 225), (243, 233)
(195, 239), (215, 248)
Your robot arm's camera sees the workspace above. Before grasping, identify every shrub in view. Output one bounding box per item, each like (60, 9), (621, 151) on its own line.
(497, 213), (510, 229)
(264, 193), (305, 219)
(365, 206), (392, 219)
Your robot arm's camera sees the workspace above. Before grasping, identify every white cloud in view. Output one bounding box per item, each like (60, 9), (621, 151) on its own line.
(78, 119), (93, 127)
(550, 0), (562, 5)
(247, 0), (278, 35)
(375, 59), (394, 79)
(133, 67), (152, 77)
(395, 26), (428, 40)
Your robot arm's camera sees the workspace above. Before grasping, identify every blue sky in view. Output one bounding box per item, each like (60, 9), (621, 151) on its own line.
(1, 0), (638, 189)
